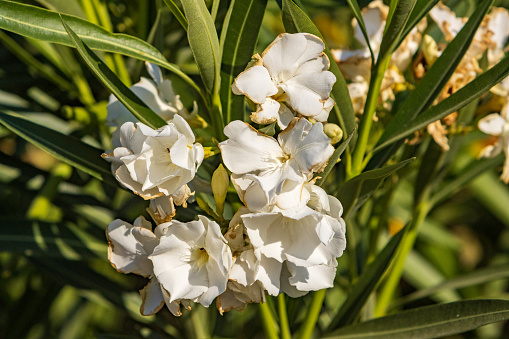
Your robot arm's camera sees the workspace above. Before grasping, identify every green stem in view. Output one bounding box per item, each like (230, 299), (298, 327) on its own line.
(191, 306), (209, 339)
(374, 201), (429, 316)
(278, 294), (291, 339)
(350, 56), (391, 176)
(259, 301), (279, 339)
(297, 289), (326, 339)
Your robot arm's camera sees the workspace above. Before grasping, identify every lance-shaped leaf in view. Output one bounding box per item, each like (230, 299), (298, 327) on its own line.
(282, 0), (356, 137)
(398, 0), (440, 46)
(345, 0), (375, 63)
(62, 18), (167, 130)
(398, 264), (509, 306)
(181, 0), (221, 94)
(162, 0), (188, 30)
(337, 158), (414, 217)
(377, 0), (494, 149)
(378, 0), (417, 61)
(316, 129), (356, 187)
(220, 0), (268, 124)
(0, 0), (200, 94)
(325, 299), (509, 338)
(0, 111), (115, 184)
(327, 226), (406, 330)
(0, 218), (107, 260)
(376, 54), (509, 151)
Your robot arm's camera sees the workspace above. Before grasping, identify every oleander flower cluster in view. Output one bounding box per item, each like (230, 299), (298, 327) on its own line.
(102, 33), (346, 317)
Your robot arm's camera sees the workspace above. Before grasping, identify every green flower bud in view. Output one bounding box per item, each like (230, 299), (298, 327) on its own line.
(323, 123), (343, 144)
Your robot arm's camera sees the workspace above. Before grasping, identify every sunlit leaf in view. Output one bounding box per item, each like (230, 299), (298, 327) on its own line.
(62, 18), (167, 130)
(326, 299), (509, 338)
(0, 111), (115, 184)
(220, 0), (268, 123)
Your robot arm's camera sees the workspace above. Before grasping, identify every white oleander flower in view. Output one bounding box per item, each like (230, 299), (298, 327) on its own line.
(216, 209), (266, 313)
(240, 184), (346, 296)
(478, 103), (509, 183)
(107, 62), (197, 129)
(106, 217), (186, 316)
(232, 33), (336, 128)
(429, 4), (509, 65)
(150, 216), (233, 307)
(103, 115), (204, 200)
(219, 118), (334, 211)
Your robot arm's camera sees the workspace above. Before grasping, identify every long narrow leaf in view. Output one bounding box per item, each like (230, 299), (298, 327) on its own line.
(281, 0), (357, 137)
(0, 1), (200, 95)
(377, 0), (494, 149)
(62, 18), (167, 130)
(326, 299), (509, 338)
(398, 0), (440, 46)
(316, 129), (356, 187)
(345, 0), (374, 63)
(162, 0), (188, 30)
(0, 111), (115, 184)
(376, 54), (509, 151)
(378, 0), (417, 61)
(220, 0), (268, 124)
(398, 264), (509, 306)
(181, 0), (221, 94)
(337, 158), (414, 217)
(327, 226), (407, 330)
(0, 218), (107, 259)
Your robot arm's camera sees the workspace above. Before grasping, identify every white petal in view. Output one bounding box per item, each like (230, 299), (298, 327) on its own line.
(219, 121), (283, 174)
(479, 114), (506, 136)
(250, 98), (281, 125)
(146, 62), (163, 85)
(277, 104), (295, 129)
(282, 71), (336, 116)
(285, 261), (337, 292)
(254, 252), (282, 296)
(139, 278), (165, 315)
(234, 66), (278, 104)
(262, 33), (325, 81)
(106, 219), (156, 277)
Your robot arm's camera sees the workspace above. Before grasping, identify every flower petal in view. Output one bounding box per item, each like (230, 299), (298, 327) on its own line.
(479, 113), (506, 136)
(219, 121), (283, 174)
(234, 66), (278, 104)
(140, 278), (165, 316)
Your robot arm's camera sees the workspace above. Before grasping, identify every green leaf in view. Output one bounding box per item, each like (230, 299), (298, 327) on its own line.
(162, 0), (188, 31)
(316, 129), (356, 187)
(0, 1), (200, 95)
(220, 0), (268, 123)
(430, 154), (504, 206)
(327, 226), (406, 330)
(398, 264), (509, 306)
(281, 0), (357, 137)
(378, 0), (417, 61)
(61, 18), (167, 130)
(345, 0), (375, 63)
(376, 53), (509, 151)
(181, 0), (221, 94)
(325, 299), (509, 338)
(398, 0), (440, 45)
(469, 169), (509, 227)
(337, 158), (414, 217)
(0, 111), (115, 184)
(0, 218), (107, 260)
(376, 0), (494, 149)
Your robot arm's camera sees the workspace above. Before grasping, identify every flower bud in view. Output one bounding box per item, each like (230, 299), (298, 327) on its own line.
(212, 164), (229, 217)
(323, 123), (343, 144)
(422, 34), (438, 66)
